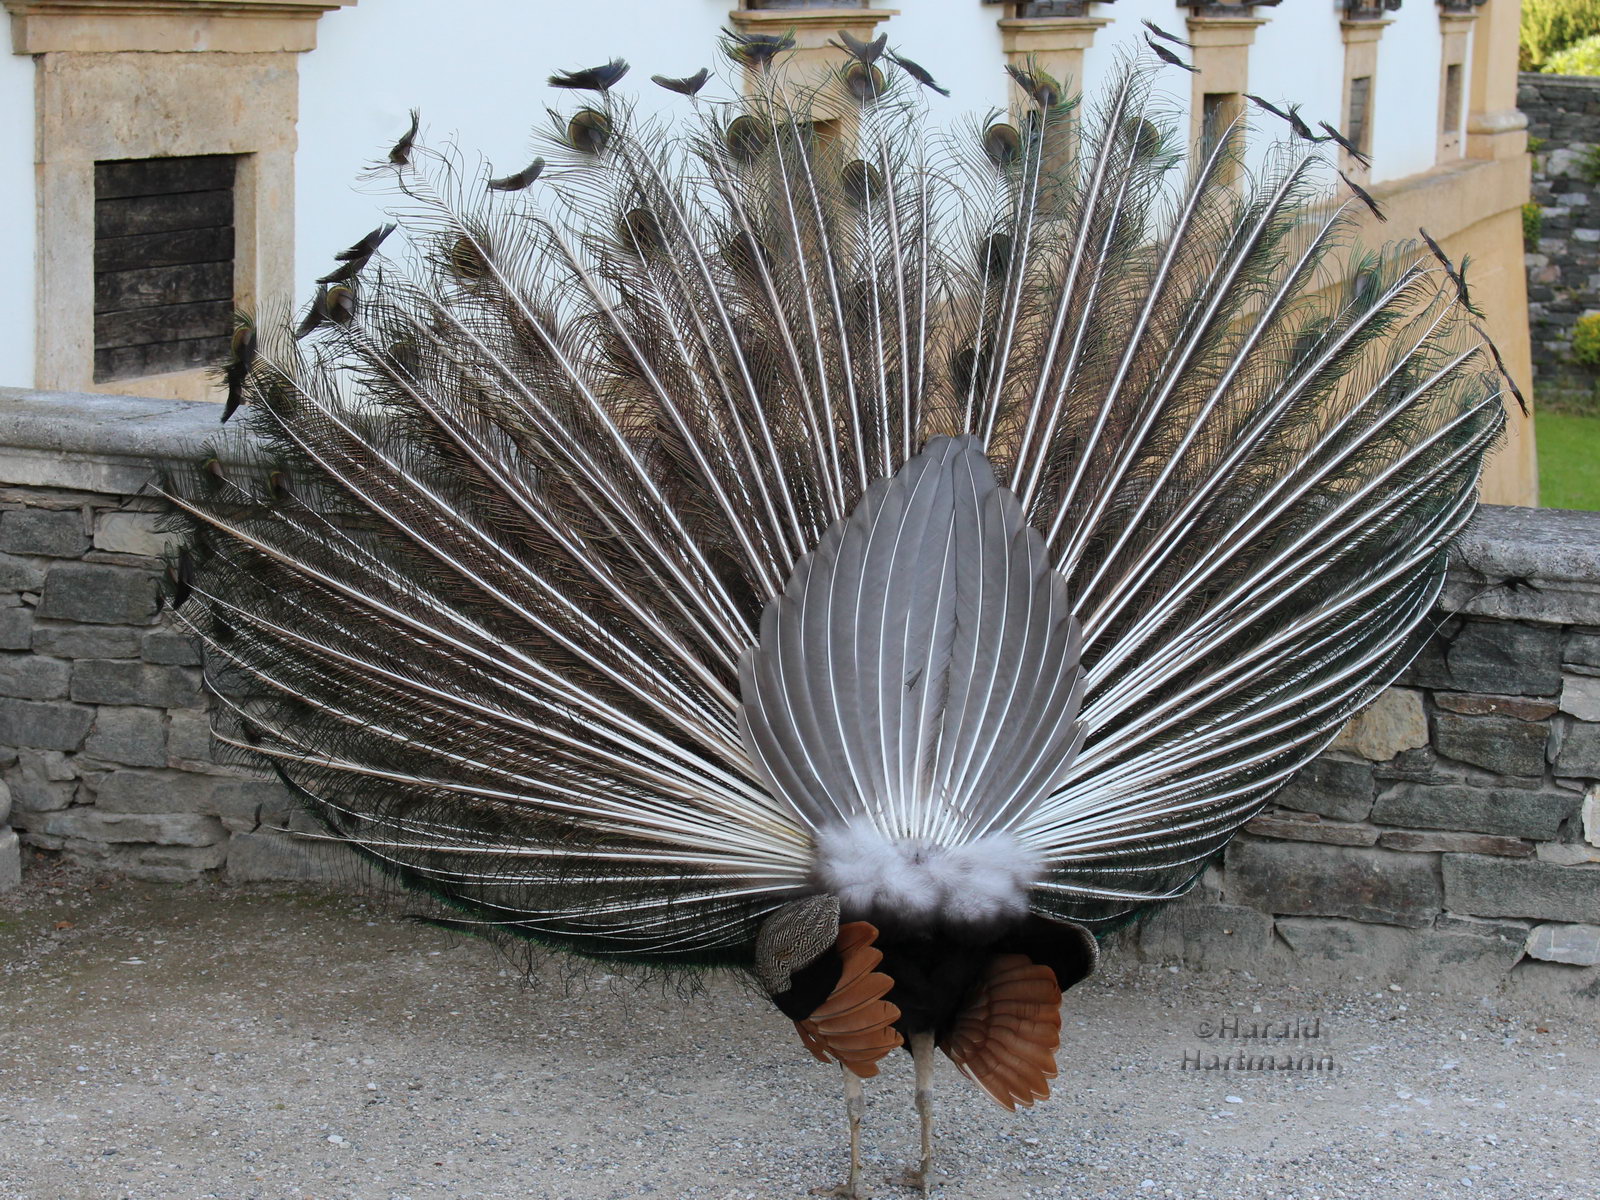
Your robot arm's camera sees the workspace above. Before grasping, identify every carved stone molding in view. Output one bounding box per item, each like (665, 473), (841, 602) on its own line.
(1343, 0), (1401, 20)
(727, 5), (897, 99)
(1179, 0), (1280, 15)
(997, 14), (1109, 93)
(5, 0), (355, 55)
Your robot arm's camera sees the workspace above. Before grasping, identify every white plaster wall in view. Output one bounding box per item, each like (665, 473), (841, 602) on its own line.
(0, 53), (36, 390)
(1373, 4), (1445, 184)
(1245, 2), (1347, 179)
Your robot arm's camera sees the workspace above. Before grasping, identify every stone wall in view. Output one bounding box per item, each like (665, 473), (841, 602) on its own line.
(1520, 71), (1600, 409)
(0, 388), (339, 891)
(1135, 502), (1600, 1003)
(1, 388), (1598, 1004)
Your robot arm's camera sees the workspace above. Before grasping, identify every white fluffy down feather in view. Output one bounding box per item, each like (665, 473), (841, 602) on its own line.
(812, 821), (1042, 929)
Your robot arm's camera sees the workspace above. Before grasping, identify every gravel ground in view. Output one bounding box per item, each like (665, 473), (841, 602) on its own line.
(2, 860), (1596, 1200)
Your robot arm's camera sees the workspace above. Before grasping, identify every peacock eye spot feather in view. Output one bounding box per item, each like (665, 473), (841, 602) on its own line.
(843, 61), (886, 103)
(567, 109), (612, 155)
(983, 122), (1021, 168)
(725, 115), (769, 164)
(840, 160), (883, 207)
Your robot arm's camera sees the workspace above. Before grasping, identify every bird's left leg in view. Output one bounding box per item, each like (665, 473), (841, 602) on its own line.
(892, 1032), (938, 1192)
(812, 1066), (869, 1199)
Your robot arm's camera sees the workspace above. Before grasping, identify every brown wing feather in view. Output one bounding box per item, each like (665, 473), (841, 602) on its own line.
(939, 953), (1062, 1110)
(793, 920), (904, 1078)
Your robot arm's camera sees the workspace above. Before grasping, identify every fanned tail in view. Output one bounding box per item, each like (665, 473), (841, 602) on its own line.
(158, 47), (1505, 961)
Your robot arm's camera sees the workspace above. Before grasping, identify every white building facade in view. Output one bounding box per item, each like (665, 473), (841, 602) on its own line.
(0, 0), (1535, 500)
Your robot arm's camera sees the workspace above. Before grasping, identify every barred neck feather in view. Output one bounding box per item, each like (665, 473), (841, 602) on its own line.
(158, 44), (1505, 965)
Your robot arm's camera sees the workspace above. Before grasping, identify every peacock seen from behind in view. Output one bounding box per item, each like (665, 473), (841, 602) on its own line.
(162, 32), (1509, 1197)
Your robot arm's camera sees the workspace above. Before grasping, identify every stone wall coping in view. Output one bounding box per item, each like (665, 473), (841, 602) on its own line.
(0, 384), (1597, 622)
(1517, 71), (1600, 92)
(0, 386), (239, 496)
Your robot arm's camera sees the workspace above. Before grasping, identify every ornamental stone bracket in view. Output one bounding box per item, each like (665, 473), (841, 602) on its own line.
(996, 13), (1110, 97)
(7, 0), (356, 403)
(727, 5), (897, 101)
(5, 0), (354, 55)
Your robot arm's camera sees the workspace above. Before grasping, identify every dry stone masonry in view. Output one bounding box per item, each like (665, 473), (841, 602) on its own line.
(0, 389), (1597, 1004)
(1520, 71), (1600, 408)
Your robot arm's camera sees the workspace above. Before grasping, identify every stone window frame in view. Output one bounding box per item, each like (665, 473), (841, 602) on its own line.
(6, 0), (353, 403)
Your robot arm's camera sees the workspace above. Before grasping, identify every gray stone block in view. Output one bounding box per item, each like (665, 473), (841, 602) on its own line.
(37, 563), (159, 626)
(1442, 854), (1600, 924)
(1560, 675), (1600, 722)
(165, 709), (216, 763)
(1435, 912), (1532, 942)
(1444, 621), (1564, 694)
(0, 653), (70, 700)
(1432, 712), (1549, 776)
(1378, 830), (1533, 857)
(93, 511), (171, 558)
(81, 707), (167, 768)
(1137, 900), (1276, 971)
(32, 807), (225, 846)
(227, 829), (353, 883)
(0, 779), (9, 826)
(1275, 755), (1374, 821)
(1224, 838), (1442, 928)
(1553, 721), (1600, 778)
(1403, 620), (1563, 694)
(69, 660), (200, 709)
(90, 768), (218, 813)
(0, 508), (88, 557)
(1274, 917), (1526, 977)
(0, 826), (19, 891)
(4, 751), (76, 813)
(0, 698), (93, 750)
(141, 629), (201, 666)
(0, 608), (31, 651)
(1371, 783), (1578, 840)
(1568, 631), (1600, 671)
(1243, 813), (1378, 845)
(208, 778), (287, 831)
(30, 622), (141, 659)
(0, 552), (47, 591)
(1526, 922), (1600, 965)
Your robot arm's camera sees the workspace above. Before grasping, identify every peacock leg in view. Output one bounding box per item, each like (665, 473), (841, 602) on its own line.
(811, 1066), (870, 1199)
(892, 1032), (938, 1192)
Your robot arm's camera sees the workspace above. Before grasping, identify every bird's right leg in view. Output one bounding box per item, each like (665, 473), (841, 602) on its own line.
(812, 1066), (869, 1199)
(892, 1032), (938, 1192)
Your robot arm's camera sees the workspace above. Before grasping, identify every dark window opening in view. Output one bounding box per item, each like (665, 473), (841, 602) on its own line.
(1346, 76), (1373, 158)
(1442, 63), (1463, 133)
(1201, 92), (1242, 163)
(93, 154), (236, 383)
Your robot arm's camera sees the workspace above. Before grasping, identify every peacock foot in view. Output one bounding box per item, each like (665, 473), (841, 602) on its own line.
(811, 1181), (872, 1199)
(890, 1165), (938, 1192)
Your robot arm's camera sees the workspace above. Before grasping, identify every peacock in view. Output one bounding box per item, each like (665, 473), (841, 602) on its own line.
(161, 31), (1509, 1198)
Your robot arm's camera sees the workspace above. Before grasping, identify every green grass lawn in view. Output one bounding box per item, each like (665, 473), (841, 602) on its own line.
(1537, 410), (1600, 511)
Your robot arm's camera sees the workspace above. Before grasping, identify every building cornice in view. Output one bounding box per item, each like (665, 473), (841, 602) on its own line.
(6, 0), (356, 55)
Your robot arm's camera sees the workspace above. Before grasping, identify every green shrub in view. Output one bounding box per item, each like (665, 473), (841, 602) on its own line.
(1547, 31), (1600, 74)
(1522, 0), (1600, 70)
(1573, 313), (1600, 367)
(1524, 202), (1544, 245)
(1530, 136), (1549, 153)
